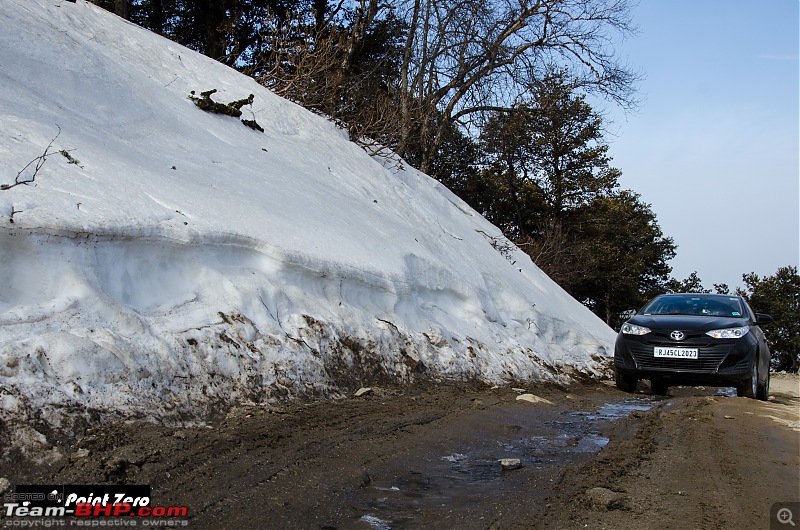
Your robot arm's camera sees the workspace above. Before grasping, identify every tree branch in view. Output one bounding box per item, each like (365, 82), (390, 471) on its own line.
(2, 125), (62, 190)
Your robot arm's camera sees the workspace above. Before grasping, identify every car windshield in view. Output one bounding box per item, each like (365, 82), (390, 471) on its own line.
(640, 295), (745, 318)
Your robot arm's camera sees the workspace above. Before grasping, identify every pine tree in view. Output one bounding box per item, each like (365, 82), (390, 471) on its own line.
(738, 266), (800, 373)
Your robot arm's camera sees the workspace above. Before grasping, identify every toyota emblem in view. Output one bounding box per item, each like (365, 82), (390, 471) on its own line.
(670, 331), (685, 341)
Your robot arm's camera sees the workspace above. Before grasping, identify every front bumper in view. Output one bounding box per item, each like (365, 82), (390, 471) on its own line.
(614, 333), (756, 386)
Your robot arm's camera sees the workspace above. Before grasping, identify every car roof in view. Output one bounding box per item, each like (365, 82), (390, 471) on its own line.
(656, 293), (742, 300)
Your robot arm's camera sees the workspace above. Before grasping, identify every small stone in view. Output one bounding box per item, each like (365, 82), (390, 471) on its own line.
(354, 387), (372, 397)
(516, 394), (553, 405)
(72, 448), (90, 460)
(511, 387), (527, 393)
(499, 458), (522, 470)
(724, 415), (734, 419)
(359, 472), (371, 489)
(0, 477), (11, 495)
(586, 487), (626, 510)
(105, 457), (128, 472)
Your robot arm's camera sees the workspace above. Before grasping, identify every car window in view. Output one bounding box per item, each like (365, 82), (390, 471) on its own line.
(641, 296), (745, 318)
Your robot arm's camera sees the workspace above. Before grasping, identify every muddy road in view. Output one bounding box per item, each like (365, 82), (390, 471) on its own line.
(2, 375), (798, 529)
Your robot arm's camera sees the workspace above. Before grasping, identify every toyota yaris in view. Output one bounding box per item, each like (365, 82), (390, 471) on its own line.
(614, 293), (772, 399)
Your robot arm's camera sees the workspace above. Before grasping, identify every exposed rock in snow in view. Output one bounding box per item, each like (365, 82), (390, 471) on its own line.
(0, 0), (615, 452)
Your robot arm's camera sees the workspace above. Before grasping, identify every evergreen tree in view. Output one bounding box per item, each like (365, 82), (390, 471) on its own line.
(524, 73), (622, 219)
(738, 266), (800, 373)
(570, 190), (676, 326)
(480, 72), (621, 238)
(478, 75), (675, 325)
(123, 0), (313, 65)
(667, 271), (711, 294)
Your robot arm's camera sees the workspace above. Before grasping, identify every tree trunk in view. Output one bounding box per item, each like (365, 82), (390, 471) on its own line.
(341, 0), (379, 73)
(197, 0), (227, 62)
(149, 0), (164, 35)
(114, 0), (129, 20)
(397, 0), (421, 163)
(312, 0), (327, 33)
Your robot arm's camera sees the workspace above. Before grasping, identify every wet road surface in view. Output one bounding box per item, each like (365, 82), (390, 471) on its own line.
(2, 376), (798, 529)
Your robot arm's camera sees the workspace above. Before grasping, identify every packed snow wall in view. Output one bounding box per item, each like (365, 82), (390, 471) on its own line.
(0, 0), (615, 454)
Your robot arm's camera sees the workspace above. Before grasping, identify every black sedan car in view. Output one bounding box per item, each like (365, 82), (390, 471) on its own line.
(614, 293), (772, 399)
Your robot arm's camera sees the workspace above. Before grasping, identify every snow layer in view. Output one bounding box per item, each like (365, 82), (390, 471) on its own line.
(0, 0), (615, 448)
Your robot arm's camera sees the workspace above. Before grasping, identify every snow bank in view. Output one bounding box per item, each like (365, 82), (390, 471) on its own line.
(0, 0), (615, 451)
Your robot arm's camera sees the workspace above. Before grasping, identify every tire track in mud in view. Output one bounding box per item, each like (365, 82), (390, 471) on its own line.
(539, 389), (800, 530)
(26, 385), (461, 528)
(2, 381), (797, 530)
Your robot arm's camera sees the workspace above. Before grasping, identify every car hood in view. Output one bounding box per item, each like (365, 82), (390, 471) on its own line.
(628, 315), (748, 332)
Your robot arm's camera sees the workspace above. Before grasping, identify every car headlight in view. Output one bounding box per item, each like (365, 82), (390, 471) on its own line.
(705, 327), (749, 339)
(621, 323), (651, 335)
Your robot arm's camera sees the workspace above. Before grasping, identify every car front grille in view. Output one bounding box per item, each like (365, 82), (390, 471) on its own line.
(628, 342), (732, 372)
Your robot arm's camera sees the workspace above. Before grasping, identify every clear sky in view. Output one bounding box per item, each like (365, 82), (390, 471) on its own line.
(603, 0), (799, 291)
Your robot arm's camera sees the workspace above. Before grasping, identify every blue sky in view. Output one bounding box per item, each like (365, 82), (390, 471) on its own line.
(602, 0), (799, 291)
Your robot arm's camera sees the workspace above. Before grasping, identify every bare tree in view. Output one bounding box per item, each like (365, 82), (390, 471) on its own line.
(246, 0), (636, 171)
(249, 0), (406, 150)
(516, 220), (593, 289)
(394, 0), (639, 173)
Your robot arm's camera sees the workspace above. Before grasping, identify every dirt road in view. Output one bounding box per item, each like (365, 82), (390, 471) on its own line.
(2, 375), (798, 529)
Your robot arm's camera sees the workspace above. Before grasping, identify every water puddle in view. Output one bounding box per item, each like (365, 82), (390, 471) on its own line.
(587, 398), (660, 420)
(352, 396), (659, 528)
(360, 514), (393, 530)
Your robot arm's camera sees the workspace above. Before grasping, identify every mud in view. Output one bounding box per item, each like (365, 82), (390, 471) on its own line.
(1, 375), (798, 529)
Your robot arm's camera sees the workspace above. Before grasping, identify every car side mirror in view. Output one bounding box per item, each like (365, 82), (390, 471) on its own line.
(755, 313), (773, 325)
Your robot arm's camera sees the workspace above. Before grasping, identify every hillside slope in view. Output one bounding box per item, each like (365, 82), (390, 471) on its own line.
(0, 0), (615, 451)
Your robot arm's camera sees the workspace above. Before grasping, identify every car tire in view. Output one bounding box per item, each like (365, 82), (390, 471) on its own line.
(650, 379), (668, 396)
(615, 370), (637, 393)
(756, 370), (770, 401)
(737, 363), (757, 399)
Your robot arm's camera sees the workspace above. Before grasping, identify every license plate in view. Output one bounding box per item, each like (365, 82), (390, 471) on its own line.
(654, 347), (698, 359)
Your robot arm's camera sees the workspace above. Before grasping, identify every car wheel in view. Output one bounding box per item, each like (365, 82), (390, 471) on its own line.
(757, 369), (770, 401)
(615, 370), (637, 393)
(650, 379), (668, 396)
(736, 363), (757, 399)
